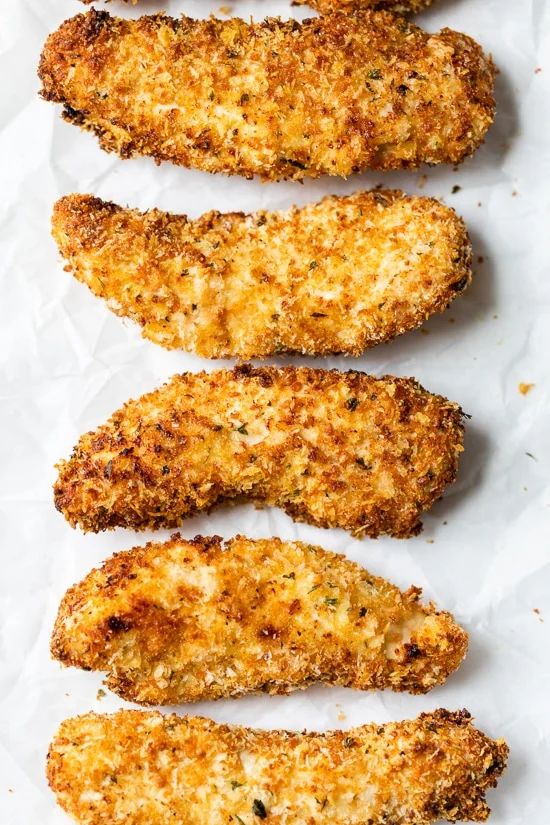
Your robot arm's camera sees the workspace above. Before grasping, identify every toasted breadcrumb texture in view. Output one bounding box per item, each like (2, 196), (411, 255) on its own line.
(52, 191), (472, 359)
(54, 366), (464, 538)
(47, 709), (508, 825)
(38, 10), (495, 180)
(51, 534), (468, 703)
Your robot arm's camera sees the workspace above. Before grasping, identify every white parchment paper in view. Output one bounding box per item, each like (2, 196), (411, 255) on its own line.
(1, 0), (549, 821)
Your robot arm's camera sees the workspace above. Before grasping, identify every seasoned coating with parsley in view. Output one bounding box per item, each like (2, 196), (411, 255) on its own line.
(52, 191), (471, 359)
(51, 534), (468, 703)
(54, 366), (464, 538)
(38, 10), (495, 181)
(47, 709), (508, 825)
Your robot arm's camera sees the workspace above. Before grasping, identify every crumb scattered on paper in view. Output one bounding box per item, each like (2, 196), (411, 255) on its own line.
(533, 608), (544, 623)
(218, 5), (233, 14)
(336, 704), (347, 721)
(96, 688), (106, 700)
(451, 185), (461, 194)
(519, 382), (535, 395)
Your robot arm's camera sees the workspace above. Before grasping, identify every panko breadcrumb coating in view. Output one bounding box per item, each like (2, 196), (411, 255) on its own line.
(38, 10), (495, 180)
(52, 191), (472, 359)
(47, 709), (508, 825)
(54, 366), (464, 538)
(51, 534), (468, 703)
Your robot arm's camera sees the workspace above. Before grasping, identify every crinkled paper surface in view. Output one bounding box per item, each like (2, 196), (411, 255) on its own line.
(1, 0), (549, 821)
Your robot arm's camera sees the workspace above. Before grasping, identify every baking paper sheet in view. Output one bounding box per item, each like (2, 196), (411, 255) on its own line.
(1, 0), (549, 821)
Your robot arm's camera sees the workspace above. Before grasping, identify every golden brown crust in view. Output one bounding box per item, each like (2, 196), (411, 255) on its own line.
(52, 192), (472, 359)
(47, 709), (508, 825)
(38, 10), (495, 180)
(53, 366), (464, 538)
(51, 534), (468, 703)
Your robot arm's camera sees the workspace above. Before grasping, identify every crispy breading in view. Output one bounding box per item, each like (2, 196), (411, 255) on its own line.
(54, 366), (464, 537)
(51, 534), (468, 703)
(47, 709), (508, 825)
(38, 10), (495, 181)
(52, 191), (471, 359)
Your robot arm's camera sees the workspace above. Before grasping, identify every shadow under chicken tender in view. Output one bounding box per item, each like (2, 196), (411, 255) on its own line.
(52, 191), (472, 359)
(51, 534), (468, 703)
(47, 709), (508, 825)
(54, 366), (465, 538)
(38, 10), (495, 180)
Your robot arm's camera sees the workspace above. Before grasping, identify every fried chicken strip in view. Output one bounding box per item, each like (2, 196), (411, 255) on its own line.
(84, 0), (435, 16)
(51, 534), (467, 703)
(38, 10), (495, 180)
(47, 709), (508, 825)
(298, 0), (434, 11)
(52, 192), (471, 359)
(54, 366), (464, 537)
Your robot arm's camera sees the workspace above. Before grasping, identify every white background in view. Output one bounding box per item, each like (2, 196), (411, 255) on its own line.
(1, 0), (549, 822)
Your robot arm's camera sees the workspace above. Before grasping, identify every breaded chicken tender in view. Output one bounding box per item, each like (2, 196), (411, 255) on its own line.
(52, 191), (471, 359)
(47, 709), (508, 825)
(54, 366), (464, 537)
(301, 0), (434, 11)
(84, 0), (435, 15)
(51, 534), (468, 703)
(38, 10), (495, 180)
